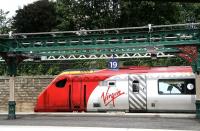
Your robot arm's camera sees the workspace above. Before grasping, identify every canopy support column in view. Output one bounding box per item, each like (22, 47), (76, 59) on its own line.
(8, 75), (16, 119)
(7, 57), (17, 120)
(195, 74), (200, 119)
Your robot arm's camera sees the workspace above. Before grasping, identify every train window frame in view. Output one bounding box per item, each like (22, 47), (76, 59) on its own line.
(99, 81), (107, 86)
(55, 79), (67, 88)
(158, 79), (195, 95)
(132, 80), (139, 93)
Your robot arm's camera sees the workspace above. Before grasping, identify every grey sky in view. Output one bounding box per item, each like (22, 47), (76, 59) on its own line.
(0, 0), (39, 17)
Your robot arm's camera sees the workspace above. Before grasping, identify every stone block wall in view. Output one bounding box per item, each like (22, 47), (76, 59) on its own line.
(0, 76), (54, 112)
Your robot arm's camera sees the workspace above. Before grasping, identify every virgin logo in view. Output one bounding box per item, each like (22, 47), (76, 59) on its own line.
(101, 86), (125, 107)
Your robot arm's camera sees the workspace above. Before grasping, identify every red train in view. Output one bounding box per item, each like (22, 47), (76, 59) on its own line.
(34, 66), (196, 112)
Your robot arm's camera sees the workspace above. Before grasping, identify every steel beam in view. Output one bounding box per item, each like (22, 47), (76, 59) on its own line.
(40, 52), (174, 61)
(0, 23), (199, 57)
(0, 52), (174, 61)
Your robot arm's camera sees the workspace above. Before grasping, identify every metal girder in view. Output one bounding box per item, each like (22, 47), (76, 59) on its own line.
(0, 52), (174, 61)
(30, 46), (179, 56)
(0, 56), (36, 62)
(0, 30), (198, 57)
(10, 30), (200, 51)
(0, 52), (175, 61)
(0, 23), (199, 60)
(40, 52), (174, 61)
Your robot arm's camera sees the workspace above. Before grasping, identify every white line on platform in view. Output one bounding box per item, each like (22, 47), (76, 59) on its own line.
(0, 126), (195, 131)
(0, 112), (196, 118)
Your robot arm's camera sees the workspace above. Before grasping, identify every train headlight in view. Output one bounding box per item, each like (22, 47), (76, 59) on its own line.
(187, 83), (194, 90)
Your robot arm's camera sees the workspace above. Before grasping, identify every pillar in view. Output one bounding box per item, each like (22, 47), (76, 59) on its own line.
(7, 57), (17, 120)
(196, 74), (200, 119)
(8, 75), (16, 119)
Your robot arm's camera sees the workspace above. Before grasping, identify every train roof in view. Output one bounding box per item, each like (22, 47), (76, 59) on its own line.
(59, 66), (193, 76)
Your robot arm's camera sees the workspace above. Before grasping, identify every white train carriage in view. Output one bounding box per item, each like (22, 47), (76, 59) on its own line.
(35, 66), (196, 112)
(87, 67), (196, 112)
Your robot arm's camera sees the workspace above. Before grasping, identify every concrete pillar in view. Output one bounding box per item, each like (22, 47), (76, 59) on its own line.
(195, 74), (200, 119)
(8, 75), (16, 119)
(9, 75), (15, 101)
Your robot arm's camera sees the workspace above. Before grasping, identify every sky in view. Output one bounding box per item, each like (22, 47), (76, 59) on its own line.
(0, 0), (39, 17)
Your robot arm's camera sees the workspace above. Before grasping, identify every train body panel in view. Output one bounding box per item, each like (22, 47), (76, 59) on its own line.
(34, 66), (196, 112)
(87, 74), (129, 112)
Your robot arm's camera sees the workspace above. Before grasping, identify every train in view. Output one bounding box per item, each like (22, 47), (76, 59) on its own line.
(34, 66), (196, 112)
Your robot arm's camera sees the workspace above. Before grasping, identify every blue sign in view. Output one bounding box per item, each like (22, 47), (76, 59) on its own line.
(108, 58), (119, 70)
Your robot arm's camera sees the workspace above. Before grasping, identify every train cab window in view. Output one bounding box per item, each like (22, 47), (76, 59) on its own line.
(56, 79), (67, 88)
(158, 79), (195, 95)
(132, 80), (139, 93)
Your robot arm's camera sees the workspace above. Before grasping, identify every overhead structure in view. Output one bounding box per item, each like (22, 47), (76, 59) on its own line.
(0, 23), (200, 119)
(0, 23), (199, 60)
(39, 52), (174, 61)
(0, 52), (174, 61)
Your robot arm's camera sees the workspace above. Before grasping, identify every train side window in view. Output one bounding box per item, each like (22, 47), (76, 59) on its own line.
(108, 81), (116, 87)
(159, 80), (183, 94)
(158, 79), (195, 95)
(56, 79), (67, 88)
(132, 80), (139, 93)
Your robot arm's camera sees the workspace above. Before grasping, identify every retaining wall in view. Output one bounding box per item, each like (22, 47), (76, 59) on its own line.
(0, 76), (54, 112)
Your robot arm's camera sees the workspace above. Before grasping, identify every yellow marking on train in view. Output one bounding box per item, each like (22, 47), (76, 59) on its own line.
(60, 70), (99, 75)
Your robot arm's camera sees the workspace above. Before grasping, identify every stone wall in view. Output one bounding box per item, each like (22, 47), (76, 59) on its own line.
(0, 76), (54, 112)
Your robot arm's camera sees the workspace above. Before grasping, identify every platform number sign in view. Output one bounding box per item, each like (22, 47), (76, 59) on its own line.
(108, 59), (119, 70)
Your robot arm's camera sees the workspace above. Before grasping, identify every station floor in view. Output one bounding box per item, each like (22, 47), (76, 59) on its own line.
(0, 126), (196, 131)
(0, 112), (199, 131)
(0, 112), (197, 118)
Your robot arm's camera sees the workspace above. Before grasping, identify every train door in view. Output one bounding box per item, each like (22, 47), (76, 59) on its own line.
(128, 74), (147, 112)
(71, 76), (83, 111)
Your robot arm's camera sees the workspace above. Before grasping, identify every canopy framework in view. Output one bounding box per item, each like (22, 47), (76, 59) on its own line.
(0, 23), (199, 61)
(1, 23), (200, 75)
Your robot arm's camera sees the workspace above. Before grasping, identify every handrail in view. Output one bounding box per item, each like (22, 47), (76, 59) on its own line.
(0, 23), (199, 37)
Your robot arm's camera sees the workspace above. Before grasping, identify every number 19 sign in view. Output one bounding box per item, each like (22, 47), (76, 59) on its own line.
(108, 58), (119, 70)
